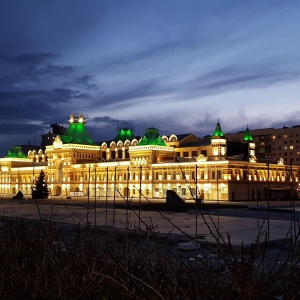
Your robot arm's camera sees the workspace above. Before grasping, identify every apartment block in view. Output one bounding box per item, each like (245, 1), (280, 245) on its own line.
(225, 126), (300, 165)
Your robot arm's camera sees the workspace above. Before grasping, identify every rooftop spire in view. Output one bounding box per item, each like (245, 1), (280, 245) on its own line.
(243, 126), (253, 142)
(213, 120), (224, 137)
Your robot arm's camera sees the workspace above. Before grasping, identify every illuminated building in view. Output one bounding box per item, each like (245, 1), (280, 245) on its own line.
(225, 125), (300, 165)
(0, 114), (299, 201)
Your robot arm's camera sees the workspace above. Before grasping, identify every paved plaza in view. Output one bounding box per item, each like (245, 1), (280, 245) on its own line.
(0, 197), (299, 247)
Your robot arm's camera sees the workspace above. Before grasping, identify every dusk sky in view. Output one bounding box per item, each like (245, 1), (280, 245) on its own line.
(1, 1), (300, 157)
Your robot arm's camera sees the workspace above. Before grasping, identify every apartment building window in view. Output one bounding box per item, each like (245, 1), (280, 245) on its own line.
(284, 141), (287, 144)
(278, 135), (281, 138)
(290, 146), (294, 150)
(278, 147), (281, 150)
(296, 134), (299, 137)
(284, 146), (287, 150)
(284, 134), (288, 138)
(296, 140), (300, 143)
(290, 134), (293, 137)
(284, 152), (287, 156)
(272, 135), (276, 139)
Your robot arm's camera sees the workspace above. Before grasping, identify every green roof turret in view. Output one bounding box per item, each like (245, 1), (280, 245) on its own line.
(115, 126), (135, 142)
(6, 146), (27, 158)
(138, 127), (166, 146)
(60, 114), (94, 144)
(213, 121), (224, 137)
(243, 127), (253, 142)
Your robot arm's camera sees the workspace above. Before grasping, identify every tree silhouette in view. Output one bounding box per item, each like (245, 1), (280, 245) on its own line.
(32, 170), (49, 199)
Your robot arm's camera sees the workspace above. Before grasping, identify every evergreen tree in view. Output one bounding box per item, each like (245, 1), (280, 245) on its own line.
(33, 170), (49, 199)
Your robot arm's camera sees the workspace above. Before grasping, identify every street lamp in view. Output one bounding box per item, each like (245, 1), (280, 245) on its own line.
(94, 168), (97, 228)
(139, 165), (142, 229)
(32, 162), (36, 199)
(87, 167), (91, 225)
(138, 165), (150, 229)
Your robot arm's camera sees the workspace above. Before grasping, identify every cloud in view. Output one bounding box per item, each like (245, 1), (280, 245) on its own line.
(0, 52), (58, 65)
(74, 75), (100, 91)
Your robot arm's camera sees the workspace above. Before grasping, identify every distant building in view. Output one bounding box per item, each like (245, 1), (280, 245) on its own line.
(0, 114), (299, 201)
(225, 126), (300, 165)
(41, 123), (67, 150)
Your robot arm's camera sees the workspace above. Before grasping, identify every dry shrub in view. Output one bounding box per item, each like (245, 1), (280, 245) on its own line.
(0, 215), (299, 299)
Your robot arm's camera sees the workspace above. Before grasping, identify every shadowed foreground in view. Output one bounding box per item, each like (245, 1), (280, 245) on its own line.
(0, 216), (300, 299)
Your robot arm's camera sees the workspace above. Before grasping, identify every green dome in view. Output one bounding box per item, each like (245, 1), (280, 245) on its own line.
(138, 127), (166, 146)
(60, 114), (94, 144)
(115, 127), (135, 142)
(6, 146), (27, 158)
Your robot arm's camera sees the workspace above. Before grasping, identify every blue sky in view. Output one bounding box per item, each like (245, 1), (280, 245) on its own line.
(1, 0), (300, 156)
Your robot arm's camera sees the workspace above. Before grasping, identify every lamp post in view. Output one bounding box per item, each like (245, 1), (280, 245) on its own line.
(137, 165), (150, 229)
(105, 167), (108, 229)
(87, 167), (90, 225)
(126, 166), (130, 230)
(138, 165), (142, 229)
(32, 162), (35, 199)
(113, 166), (117, 228)
(195, 164), (198, 252)
(94, 168), (97, 228)
(267, 162), (270, 249)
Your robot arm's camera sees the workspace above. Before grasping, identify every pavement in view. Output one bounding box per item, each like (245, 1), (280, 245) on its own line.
(0, 196), (299, 247)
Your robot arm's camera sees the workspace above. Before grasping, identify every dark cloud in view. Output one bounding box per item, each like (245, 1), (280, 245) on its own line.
(0, 88), (76, 105)
(196, 72), (299, 94)
(0, 52), (58, 65)
(86, 116), (139, 142)
(74, 75), (100, 91)
(38, 65), (75, 76)
(96, 79), (164, 109)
